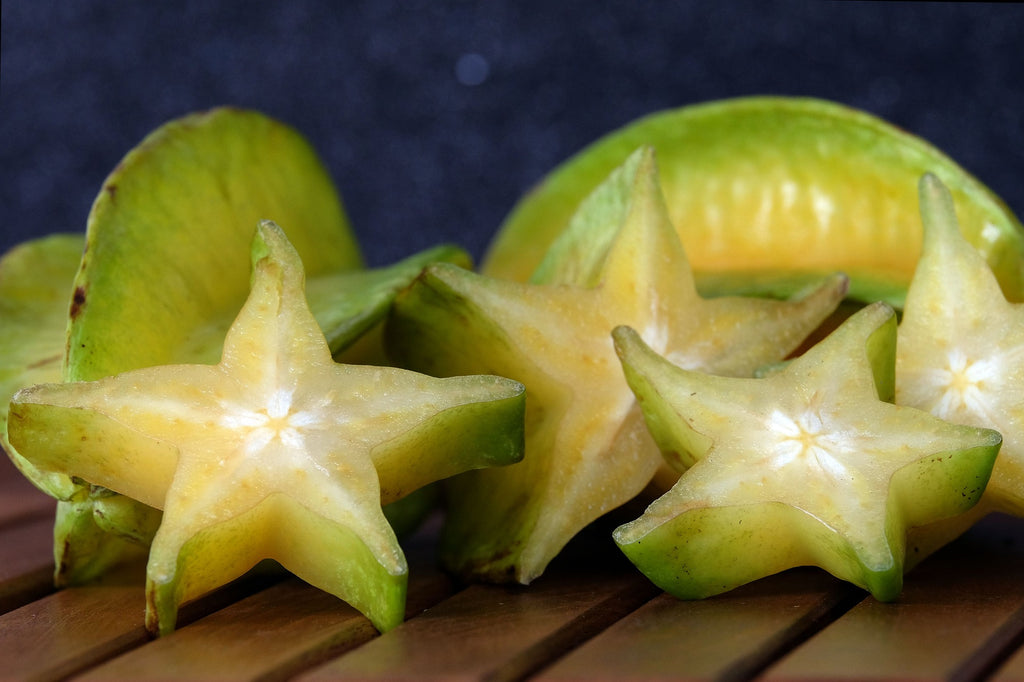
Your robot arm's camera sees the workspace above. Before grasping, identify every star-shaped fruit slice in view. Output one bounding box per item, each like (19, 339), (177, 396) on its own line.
(897, 174), (1024, 550)
(387, 147), (847, 583)
(8, 221), (525, 635)
(16, 107), (472, 587)
(611, 302), (1002, 601)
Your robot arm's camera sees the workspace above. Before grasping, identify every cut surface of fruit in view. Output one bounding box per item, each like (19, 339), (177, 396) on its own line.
(612, 303), (1002, 601)
(897, 174), (1024, 523)
(386, 148), (846, 584)
(33, 107), (468, 586)
(484, 96), (1024, 306)
(8, 222), (525, 635)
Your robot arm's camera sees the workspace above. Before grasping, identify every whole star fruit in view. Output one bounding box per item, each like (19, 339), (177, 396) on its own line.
(30, 106), (469, 585)
(483, 96), (1024, 307)
(386, 146), (847, 584)
(8, 220), (526, 635)
(611, 303), (1002, 602)
(897, 174), (1024, 560)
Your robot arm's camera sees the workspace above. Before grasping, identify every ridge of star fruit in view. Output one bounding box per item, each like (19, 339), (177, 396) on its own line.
(611, 302), (1002, 601)
(386, 146), (848, 584)
(897, 174), (1024, 556)
(8, 221), (525, 635)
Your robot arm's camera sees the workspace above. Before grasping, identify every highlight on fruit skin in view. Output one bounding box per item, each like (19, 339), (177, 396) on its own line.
(611, 303), (1002, 603)
(8, 221), (526, 636)
(483, 96), (1024, 307)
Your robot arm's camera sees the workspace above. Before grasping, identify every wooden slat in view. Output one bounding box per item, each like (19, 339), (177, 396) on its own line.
(0, 563), (283, 681)
(994, 636), (1024, 682)
(298, 569), (659, 681)
(536, 569), (864, 682)
(72, 569), (459, 682)
(762, 515), (1024, 681)
(0, 584), (147, 681)
(0, 456), (56, 529)
(0, 515), (55, 614)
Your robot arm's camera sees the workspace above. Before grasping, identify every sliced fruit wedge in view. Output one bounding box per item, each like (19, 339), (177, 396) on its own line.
(386, 147), (846, 584)
(18, 107), (469, 586)
(897, 175), (1024, 557)
(8, 221), (525, 635)
(612, 303), (1002, 601)
(484, 96), (1024, 306)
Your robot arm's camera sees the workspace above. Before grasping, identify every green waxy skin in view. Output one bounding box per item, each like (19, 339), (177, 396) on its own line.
(612, 303), (1002, 601)
(898, 175), (1024, 557)
(483, 96), (1024, 307)
(1, 234), (84, 498)
(9, 222), (525, 635)
(67, 107), (363, 382)
(387, 147), (847, 584)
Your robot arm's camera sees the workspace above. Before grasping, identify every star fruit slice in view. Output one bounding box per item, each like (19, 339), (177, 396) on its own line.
(611, 303), (1002, 601)
(897, 174), (1024, 556)
(484, 96), (1024, 307)
(386, 146), (847, 584)
(32, 107), (468, 585)
(8, 221), (525, 635)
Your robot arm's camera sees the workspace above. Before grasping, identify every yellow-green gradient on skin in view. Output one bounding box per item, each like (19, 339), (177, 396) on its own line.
(484, 96), (1024, 307)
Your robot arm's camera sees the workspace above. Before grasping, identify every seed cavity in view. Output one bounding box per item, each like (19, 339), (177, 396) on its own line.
(766, 409), (850, 480)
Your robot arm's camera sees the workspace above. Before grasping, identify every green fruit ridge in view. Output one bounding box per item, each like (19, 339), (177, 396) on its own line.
(484, 96), (1024, 307)
(612, 302), (1002, 601)
(8, 221), (525, 635)
(387, 147), (846, 584)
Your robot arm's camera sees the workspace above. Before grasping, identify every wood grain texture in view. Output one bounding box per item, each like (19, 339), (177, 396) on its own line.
(298, 570), (657, 682)
(73, 569), (458, 682)
(0, 585), (147, 681)
(536, 569), (864, 682)
(994, 638), (1024, 682)
(1, 453), (1022, 681)
(0, 460), (55, 529)
(0, 515), (56, 614)
(762, 514), (1024, 682)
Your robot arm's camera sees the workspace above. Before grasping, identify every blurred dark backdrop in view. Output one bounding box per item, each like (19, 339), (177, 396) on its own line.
(3, 1), (1023, 266)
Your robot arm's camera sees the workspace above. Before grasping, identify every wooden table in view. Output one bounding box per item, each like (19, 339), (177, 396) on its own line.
(2, 455), (1023, 682)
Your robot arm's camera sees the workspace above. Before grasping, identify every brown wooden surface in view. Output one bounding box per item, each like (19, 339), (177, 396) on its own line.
(1, 455), (1022, 682)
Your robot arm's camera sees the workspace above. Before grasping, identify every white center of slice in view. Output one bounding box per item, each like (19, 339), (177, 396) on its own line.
(766, 409), (850, 480)
(928, 349), (998, 421)
(219, 389), (326, 467)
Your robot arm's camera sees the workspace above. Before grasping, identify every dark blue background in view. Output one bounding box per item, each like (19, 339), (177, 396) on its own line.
(3, 1), (1023, 266)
